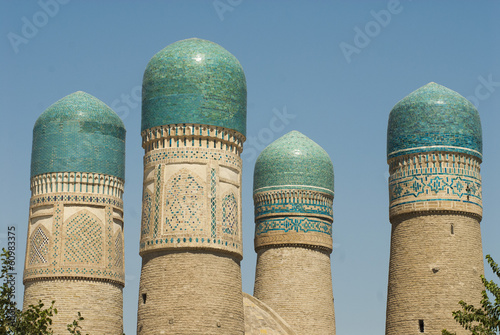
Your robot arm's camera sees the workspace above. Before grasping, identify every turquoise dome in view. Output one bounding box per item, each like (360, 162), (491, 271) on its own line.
(387, 82), (482, 160)
(141, 38), (247, 136)
(31, 91), (126, 179)
(253, 131), (334, 196)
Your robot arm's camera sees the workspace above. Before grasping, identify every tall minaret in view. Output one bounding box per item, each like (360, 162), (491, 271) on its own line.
(137, 38), (247, 335)
(253, 131), (336, 335)
(23, 91), (126, 334)
(385, 82), (484, 334)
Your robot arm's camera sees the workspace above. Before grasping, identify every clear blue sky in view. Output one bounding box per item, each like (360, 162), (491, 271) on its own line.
(1, 1), (499, 334)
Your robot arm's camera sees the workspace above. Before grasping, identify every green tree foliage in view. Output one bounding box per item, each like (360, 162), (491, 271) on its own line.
(442, 255), (500, 335)
(0, 248), (87, 335)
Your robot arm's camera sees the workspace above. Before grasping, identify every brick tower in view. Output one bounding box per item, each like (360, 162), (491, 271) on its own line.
(137, 38), (247, 334)
(385, 82), (484, 334)
(23, 91), (126, 334)
(253, 131), (336, 335)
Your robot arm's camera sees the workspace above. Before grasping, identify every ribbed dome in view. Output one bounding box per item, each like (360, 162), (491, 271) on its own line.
(141, 38), (247, 135)
(253, 131), (334, 196)
(387, 82), (482, 160)
(31, 91), (126, 179)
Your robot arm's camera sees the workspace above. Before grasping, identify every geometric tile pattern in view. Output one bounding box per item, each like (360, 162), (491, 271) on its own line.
(153, 165), (162, 238)
(145, 148), (241, 170)
(255, 217), (332, 236)
(165, 169), (204, 232)
(114, 234), (123, 269)
(28, 227), (49, 265)
(255, 200), (333, 218)
(141, 191), (152, 236)
(222, 193), (237, 236)
(389, 174), (482, 204)
(63, 211), (102, 264)
(31, 194), (123, 208)
(106, 207), (113, 269)
(210, 168), (217, 238)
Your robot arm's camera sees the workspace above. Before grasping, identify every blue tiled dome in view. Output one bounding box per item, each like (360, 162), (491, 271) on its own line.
(141, 38), (247, 136)
(387, 82), (482, 160)
(253, 131), (334, 196)
(31, 91), (126, 179)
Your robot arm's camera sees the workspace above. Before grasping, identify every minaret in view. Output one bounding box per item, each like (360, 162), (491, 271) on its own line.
(137, 38), (247, 335)
(385, 83), (484, 334)
(253, 131), (336, 335)
(23, 91), (126, 334)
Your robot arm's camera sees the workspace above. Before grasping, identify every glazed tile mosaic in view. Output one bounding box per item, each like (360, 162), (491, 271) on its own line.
(387, 82), (482, 160)
(141, 38), (247, 136)
(253, 131), (334, 196)
(31, 91), (126, 180)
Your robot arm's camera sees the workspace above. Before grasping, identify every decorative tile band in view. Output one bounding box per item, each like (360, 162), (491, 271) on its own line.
(144, 147), (241, 170)
(23, 267), (124, 285)
(256, 217), (332, 236)
(388, 145), (482, 161)
(254, 189), (333, 221)
(31, 193), (123, 209)
(254, 188), (333, 251)
(31, 172), (124, 199)
(388, 152), (482, 219)
(142, 124), (245, 155)
(139, 236), (240, 256)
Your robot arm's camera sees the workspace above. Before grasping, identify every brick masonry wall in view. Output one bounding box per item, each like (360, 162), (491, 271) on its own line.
(254, 247), (335, 335)
(385, 214), (484, 335)
(23, 279), (123, 334)
(137, 250), (244, 335)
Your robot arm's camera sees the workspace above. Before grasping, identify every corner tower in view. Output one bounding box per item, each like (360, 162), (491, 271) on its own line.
(385, 83), (484, 334)
(137, 38), (246, 334)
(253, 131), (336, 335)
(23, 91), (126, 334)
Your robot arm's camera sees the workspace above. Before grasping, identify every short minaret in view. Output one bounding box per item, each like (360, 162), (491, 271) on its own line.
(385, 83), (484, 334)
(137, 38), (247, 334)
(23, 91), (126, 334)
(253, 131), (336, 335)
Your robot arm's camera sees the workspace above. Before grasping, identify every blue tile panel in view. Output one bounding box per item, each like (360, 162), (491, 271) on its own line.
(253, 131), (334, 196)
(387, 82), (482, 160)
(141, 38), (247, 136)
(389, 173), (482, 208)
(31, 91), (126, 180)
(255, 200), (333, 218)
(256, 217), (332, 236)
